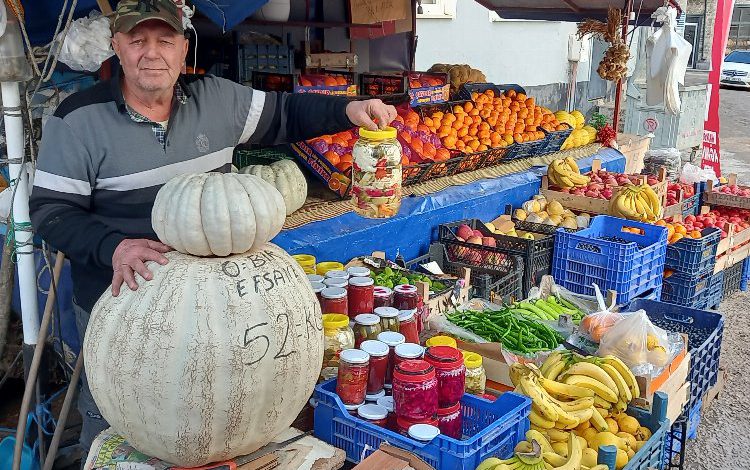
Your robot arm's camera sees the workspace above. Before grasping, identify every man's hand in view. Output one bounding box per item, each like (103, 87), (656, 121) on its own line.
(346, 99), (398, 131)
(111, 239), (171, 296)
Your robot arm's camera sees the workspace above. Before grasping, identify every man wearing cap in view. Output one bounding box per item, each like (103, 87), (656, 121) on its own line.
(29, 0), (397, 456)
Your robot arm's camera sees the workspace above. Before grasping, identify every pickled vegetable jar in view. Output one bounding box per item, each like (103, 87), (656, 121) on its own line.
(374, 306), (400, 332)
(425, 346), (466, 407)
(321, 287), (348, 316)
(326, 270), (350, 281)
(377, 396), (398, 431)
(347, 266), (371, 278)
(394, 343), (425, 371)
(323, 277), (348, 289)
(392, 360), (438, 421)
(360, 340), (389, 395)
(437, 402), (463, 439)
(311, 282), (325, 307)
(307, 274), (324, 283)
(462, 351), (486, 396)
(292, 254), (316, 274)
(373, 286), (393, 309)
(351, 127), (403, 219)
(348, 276), (375, 316)
(321, 314), (355, 381)
(425, 335), (458, 349)
(396, 416), (439, 436)
(398, 309), (420, 344)
(393, 284), (419, 311)
(336, 349), (370, 406)
(353, 314), (382, 347)
(357, 404), (389, 428)
(377, 331), (405, 388)
(317, 261), (344, 276)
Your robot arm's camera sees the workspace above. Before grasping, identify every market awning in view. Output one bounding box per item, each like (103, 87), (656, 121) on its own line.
(473, 0), (682, 22)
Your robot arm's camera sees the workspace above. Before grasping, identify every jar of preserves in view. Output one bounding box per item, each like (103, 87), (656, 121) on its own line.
(336, 349), (370, 406)
(398, 309), (420, 344)
(396, 416), (439, 436)
(307, 273), (324, 283)
(317, 261), (344, 276)
(344, 402), (362, 416)
(357, 404), (389, 428)
(437, 403), (462, 439)
(326, 269), (349, 280)
(353, 314), (382, 347)
(425, 346), (466, 407)
(366, 389), (385, 402)
(321, 287), (348, 316)
(321, 314), (355, 381)
(374, 306), (400, 332)
(425, 335), (458, 349)
(348, 276), (375, 317)
(351, 127), (403, 219)
(392, 359), (438, 421)
(408, 424), (441, 442)
(393, 284), (419, 311)
(394, 343), (425, 371)
(360, 340), (389, 396)
(311, 282), (326, 307)
(323, 277), (348, 289)
(377, 331), (405, 389)
(347, 266), (371, 278)
(462, 351), (486, 396)
(373, 286), (393, 309)
(292, 254), (316, 274)
(377, 396), (397, 431)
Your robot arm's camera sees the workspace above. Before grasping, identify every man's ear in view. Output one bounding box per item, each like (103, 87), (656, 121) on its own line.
(111, 33), (121, 57)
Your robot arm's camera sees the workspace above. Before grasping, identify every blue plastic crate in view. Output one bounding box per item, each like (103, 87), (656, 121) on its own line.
(741, 257), (750, 291)
(538, 126), (573, 155)
(552, 215), (668, 302)
(695, 270), (724, 310)
(661, 270), (712, 307)
(621, 299), (724, 411)
(636, 285), (662, 301)
(313, 379), (531, 469)
(664, 227), (720, 274)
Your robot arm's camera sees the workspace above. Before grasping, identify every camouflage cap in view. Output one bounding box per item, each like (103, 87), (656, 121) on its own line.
(112, 0), (184, 35)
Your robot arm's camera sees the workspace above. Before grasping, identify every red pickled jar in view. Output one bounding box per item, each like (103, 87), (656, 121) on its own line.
(398, 309), (420, 344)
(373, 286), (393, 309)
(360, 340), (389, 395)
(377, 331), (405, 389)
(396, 415), (439, 436)
(393, 284), (419, 311)
(345, 402), (362, 416)
(437, 402), (463, 439)
(393, 343), (425, 371)
(376, 396), (397, 431)
(425, 346), (466, 407)
(336, 349), (370, 406)
(321, 287), (348, 316)
(311, 282), (325, 306)
(357, 403), (389, 428)
(348, 276), (375, 317)
(392, 360), (438, 421)
(324, 277), (349, 289)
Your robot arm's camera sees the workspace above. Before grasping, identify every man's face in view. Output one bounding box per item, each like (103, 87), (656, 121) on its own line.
(112, 20), (188, 94)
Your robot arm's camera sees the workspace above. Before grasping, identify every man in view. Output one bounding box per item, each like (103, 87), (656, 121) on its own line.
(29, 0), (396, 454)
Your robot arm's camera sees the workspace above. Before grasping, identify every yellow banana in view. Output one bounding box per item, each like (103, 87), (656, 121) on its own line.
(590, 407), (609, 432)
(599, 362), (633, 403)
(562, 362), (618, 394)
(595, 406), (611, 418)
(530, 408), (556, 429)
(601, 355), (640, 399)
(558, 175), (575, 188)
(550, 404), (579, 427)
(539, 377), (596, 400)
(527, 429), (555, 454)
(545, 360), (568, 382)
(593, 396), (613, 410)
(552, 432), (583, 470)
(546, 428), (570, 442)
(520, 376), (560, 422)
(568, 407), (595, 423)
(562, 375), (619, 403)
(540, 351), (564, 376)
(543, 452), (569, 467)
(565, 156), (580, 173)
(549, 396), (596, 412)
(613, 399), (628, 413)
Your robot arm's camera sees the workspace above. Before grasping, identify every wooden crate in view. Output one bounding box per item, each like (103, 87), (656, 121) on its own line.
(704, 174), (750, 210)
(695, 205), (750, 272)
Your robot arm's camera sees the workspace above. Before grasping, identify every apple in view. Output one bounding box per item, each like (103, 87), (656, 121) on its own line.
(482, 237), (497, 247)
(585, 189), (600, 198)
(456, 224), (474, 241)
(605, 176), (618, 186)
(472, 229), (483, 238)
(616, 175), (630, 185)
(572, 188), (586, 196)
(467, 236), (483, 245)
(647, 176), (659, 185)
(685, 215), (696, 224)
(601, 188), (614, 199)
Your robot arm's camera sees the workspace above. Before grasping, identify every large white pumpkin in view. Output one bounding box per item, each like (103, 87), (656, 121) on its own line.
(239, 160), (307, 215)
(151, 173), (286, 257)
(83, 244), (324, 466)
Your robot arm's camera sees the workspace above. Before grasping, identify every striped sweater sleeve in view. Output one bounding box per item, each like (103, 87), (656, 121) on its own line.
(29, 116), (126, 269)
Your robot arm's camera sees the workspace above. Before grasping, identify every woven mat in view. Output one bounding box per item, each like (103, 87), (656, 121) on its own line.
(283, 144), (603, 230)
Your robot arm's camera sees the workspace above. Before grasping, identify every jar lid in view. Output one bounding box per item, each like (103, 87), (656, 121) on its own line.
(365, 390), (386, 402)
(360, 340), (389, 357)
(437, 402), (461, 416)
(340, 348), (370, 365)
(344, 402), (364, 411)
(347, 266), (371, 277)
(358, 403), (389, 421)
(310, 281), (326, 293)
(359, 126), (397, 140)
(326, 270), (349, 279)
(394, 284), (418, 294)
(395, 343), (425, 359)
(408, 424), (441, 442)
(317, 261), (344, 275)
(374, 286), (393, 297)
(349, 276), (374, 287)
(293, 254), (316, 265)
(425, 335), (458, 349)
(307, 274), (324, 283)
(425, 346), (464, 370)
(398, 309), (416, 321)
(322, 313), (350, 330)
(376, 396), (394, 412)
(377, 331), (405, 347)
(393, 359), (435, 383)
(321, 287), (347, 300)
(397, 416), (439, 430)
(324, 278), (348, 288)
(461, 351), (483, 369)
(374, 306), (400, 318)
(354, 314), (381, 326)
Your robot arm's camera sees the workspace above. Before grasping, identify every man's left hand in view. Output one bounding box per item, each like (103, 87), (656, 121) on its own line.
(346, 99), (398, 131)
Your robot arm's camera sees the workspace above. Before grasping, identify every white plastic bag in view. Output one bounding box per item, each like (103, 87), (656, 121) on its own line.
(597, 309), (673, 376)
(680, 162), (718, 185)
(646, 7), (693, 114)
(58, 12), (114, 72)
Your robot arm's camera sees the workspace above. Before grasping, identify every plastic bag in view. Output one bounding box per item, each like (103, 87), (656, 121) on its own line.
(644, 148), (682, 181)
(58, 12), (114, 72)
(680, 162), (718, 185)
(597, 309), (677, 376)
(646, 7), (692, 114)
(577, 284), (623, 343)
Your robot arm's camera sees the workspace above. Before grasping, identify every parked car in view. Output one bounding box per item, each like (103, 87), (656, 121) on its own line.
(721, 50), (750, 88)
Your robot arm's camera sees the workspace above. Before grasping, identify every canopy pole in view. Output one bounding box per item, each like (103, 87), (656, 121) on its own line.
(612, 0), (633, 132)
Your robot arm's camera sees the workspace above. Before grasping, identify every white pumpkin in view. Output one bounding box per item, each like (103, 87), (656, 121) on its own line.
(83, 243), (324, 466)
(151, 173), (286, 257)
(239, 160), (307, 215)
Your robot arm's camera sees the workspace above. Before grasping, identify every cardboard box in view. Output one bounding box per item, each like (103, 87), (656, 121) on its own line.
(251, 71), (358, 96)
(290, 141), (351, 198)
(633, 335), (688, 402)
(455, 340), (514, 388)
(353, 444), (433, 470)
(408, 72), (450, 107)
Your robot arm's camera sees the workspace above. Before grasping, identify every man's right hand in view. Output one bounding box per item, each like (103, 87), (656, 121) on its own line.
(111, 239), (171, 296)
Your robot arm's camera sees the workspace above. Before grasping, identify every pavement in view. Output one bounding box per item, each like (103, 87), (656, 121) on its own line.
(715, 87), (750, 177)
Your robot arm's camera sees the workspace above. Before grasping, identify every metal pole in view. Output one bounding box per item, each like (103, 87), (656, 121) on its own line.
(613, 0), (634, 132)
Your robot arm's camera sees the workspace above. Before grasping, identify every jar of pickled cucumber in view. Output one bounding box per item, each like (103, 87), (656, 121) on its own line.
(352, 127), (403, 219)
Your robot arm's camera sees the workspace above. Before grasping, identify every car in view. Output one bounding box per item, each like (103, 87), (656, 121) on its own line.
(721, 50), (750, 88)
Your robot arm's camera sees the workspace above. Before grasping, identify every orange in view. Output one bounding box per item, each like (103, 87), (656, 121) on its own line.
(435, 148), (451, 161)
(444, 113), (456, 123)
(516, 93), (527, 102)
(671, 233), (685, 244)
(438, 124), (452, 135)
(432, 111), (444, 120)
(455, 140), (466, 151)
(525, 97), (535, 107)
(666, 224), (675, 240)
(457, 127), (469, 138)
(690, 230), (702, 239)
(452, 120), (464, 130)
(536, 131), (545, 140)
(478, 129), (491, 140)
(417, 124), (430, 133)
(324, 151), (340, 166)
(525, 125), (536, 132)
(506, 89), (517, 98)
(503, 133), (514, 145)
(477, 144), (488, 151)
(463, 102), (474, 113)
(469, 109), (480, 117)
(453, 105), (465, 114)
(468, 139), (481, 151)
(442, 135), (457, 148)
(514, 133), (524, 144)
(472, 115), (482, 125)
(479, 122), (491, 132)
(336, 161), (352, 172)
(675, 224), (687, 235)
(469, 125), (479, 136)
(655, 220), (667, 226)
(485, 89), (495, 98)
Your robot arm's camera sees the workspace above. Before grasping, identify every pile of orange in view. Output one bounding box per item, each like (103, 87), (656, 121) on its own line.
(394, 111), (451, 163)
(654, 220), (702, 244)
(420, 89), (566, 154)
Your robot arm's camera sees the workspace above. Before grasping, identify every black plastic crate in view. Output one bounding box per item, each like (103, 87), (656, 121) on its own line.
(238, 44), (294, 84)
(696, 270), (724, 310)
(232, 146), (294, 169)
(722, 261), (744, 299)
(663, 414), (689, 470)
(439, 219), (552, 296)
(456, 82), (526, 101)
(504, 139), (546, 161)
(538, 126), (573, 155)
(359, 72), (407, 97)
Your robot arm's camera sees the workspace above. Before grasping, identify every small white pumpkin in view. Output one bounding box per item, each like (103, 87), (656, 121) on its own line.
(84, 244), (324, 466)
(151, 173), (286, 257)
(240, 160), (307, 215)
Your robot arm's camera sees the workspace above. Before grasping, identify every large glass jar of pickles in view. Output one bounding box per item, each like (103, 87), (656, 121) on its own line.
(321, 314), (355, 381)
(351, 127), (403, 219)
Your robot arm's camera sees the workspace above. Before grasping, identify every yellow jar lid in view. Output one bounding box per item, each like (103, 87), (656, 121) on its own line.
(316, 261), (345, 275)
(293, 254), (316, 266)
(359, 126), (397, 140)
(322, 313), (350, 330)
(462, 351), (483, 369)
(425, 335), (458, 349)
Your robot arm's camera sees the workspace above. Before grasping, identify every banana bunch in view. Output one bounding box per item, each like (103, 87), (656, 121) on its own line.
(547, 158), (590, 189)
(608, 184), (662, 222)
(476, 439), (608, 470)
